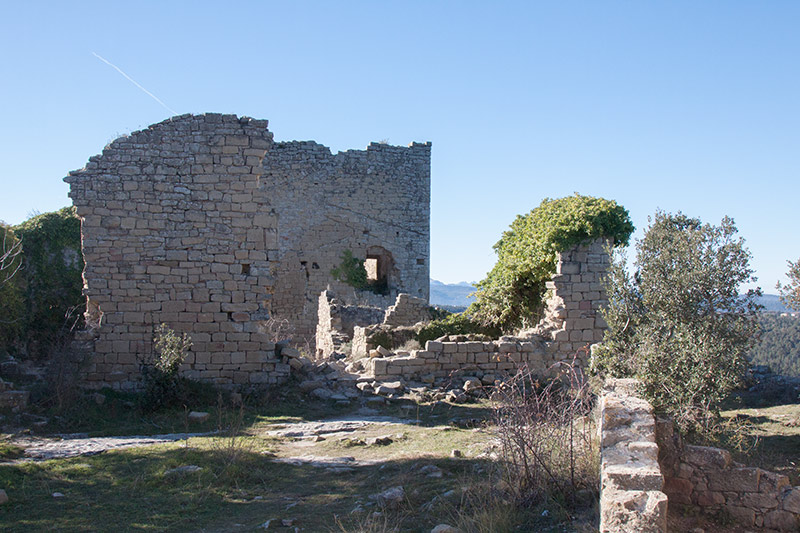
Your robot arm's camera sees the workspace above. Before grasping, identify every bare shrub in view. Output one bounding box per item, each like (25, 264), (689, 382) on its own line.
(492, 359), (599, 511)
(33, 305), (85, 412)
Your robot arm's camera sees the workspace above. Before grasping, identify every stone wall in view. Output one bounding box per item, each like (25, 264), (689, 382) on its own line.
(598, 378), (668, 533)
(383, 293), (430, 327)
(65, 114), (430, 389)
(356, 239), (612, 383)
(262, 140), (430, 344)
(530, 238), (611, 359)
(364, 338), (553, 386)
(657, 419), (800, 531)
(315, 290), (385, 358)
(598, 378), (800, 532)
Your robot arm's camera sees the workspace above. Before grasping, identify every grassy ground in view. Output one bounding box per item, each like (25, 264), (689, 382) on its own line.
(719, 402), (800, 485)
(0, 388), (593, 532)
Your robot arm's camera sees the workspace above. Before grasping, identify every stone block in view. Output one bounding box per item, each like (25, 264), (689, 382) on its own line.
(782, 487), (800, 514)
(763, 509), (799, 531)
(684, 445), (731, 470)
(709, 468), (761, 493)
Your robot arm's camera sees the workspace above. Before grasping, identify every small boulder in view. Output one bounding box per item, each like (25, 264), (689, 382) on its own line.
(431, 525), (462, 533)
(92, 392), (106, 406)
(463, 378), (481, 392)
(0, 489), (7, 504)
(373, 486), (405, 509)
(376, 345), (391, 357)
(311, 388), (333, 400)
(366, 435), (393, 446)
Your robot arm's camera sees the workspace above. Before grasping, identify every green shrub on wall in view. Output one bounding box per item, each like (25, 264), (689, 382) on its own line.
(416, 311), (501, 346)
(469, 194), (634, 332)
(3, 207), (84, 358)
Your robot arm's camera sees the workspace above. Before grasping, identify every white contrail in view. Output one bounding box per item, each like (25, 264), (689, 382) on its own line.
(92, 52), (178, 115)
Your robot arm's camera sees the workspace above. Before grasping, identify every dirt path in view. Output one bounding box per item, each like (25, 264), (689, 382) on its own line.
(14, 432), (215, 460)
(11, 413), (414, 462)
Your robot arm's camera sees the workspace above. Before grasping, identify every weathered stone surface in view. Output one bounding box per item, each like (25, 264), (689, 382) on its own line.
(600, 489), (667, 533)
(782, 487), (800, 514)
(709, 467), (761, 492)
(65, 114), (431, 389)
(763, 509), (798, 531)
(684, 445), (732, 470)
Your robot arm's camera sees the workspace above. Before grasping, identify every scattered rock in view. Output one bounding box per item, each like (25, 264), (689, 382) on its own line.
(281, 346), (301, 359)
(431, 525), (462, 533)
(372, 486), (405, 509)
(419, 464), (443, 478)
(92, 392), (106, 406)
(311, 388), (333, 400)
(0, 489), (7, 504)
(463, 378), (481, 392)
(299, 380), (324, 392)
(281, 519), (295, 526)
(165, 465), (203, 476)
(366, 435), (393, 446)
(52, 492), (64, 498)
(187, 411), (210, 423)
(375, 381), (404, 396)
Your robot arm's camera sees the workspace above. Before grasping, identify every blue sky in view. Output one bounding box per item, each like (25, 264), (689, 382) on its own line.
(1, 1), (798, 290)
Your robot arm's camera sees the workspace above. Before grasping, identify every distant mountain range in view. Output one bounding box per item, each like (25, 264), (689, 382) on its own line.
(429, 279), (792, 314)
(430, 279), (476, 307)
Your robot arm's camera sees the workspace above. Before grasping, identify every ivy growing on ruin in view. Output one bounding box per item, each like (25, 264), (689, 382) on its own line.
(469, 194), (634, 332)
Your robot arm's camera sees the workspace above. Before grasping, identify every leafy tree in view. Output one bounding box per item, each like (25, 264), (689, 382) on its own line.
(469, 194), (634, 332)
(777, 258), (800, 311)
(593, 212), (762, 432)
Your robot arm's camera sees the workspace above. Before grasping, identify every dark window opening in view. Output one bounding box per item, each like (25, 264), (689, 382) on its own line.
(241, 263), (251, 275)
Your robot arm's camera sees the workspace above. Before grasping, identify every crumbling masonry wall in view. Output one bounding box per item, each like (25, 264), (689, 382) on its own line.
(263, 141), (430, 343)
(358, 240), (611, 384)
(65, 114), (430, 389)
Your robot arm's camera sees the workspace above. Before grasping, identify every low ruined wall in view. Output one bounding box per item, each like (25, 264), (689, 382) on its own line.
(657, 419), (800, 531)
(364, 338), (551, 386)
(598, 378), (668, 533)
(356, 240), (611, 382)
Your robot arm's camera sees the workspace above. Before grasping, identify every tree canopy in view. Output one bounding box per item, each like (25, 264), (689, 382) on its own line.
(468, 194), (634, 332)
(593, 212), (762, 432)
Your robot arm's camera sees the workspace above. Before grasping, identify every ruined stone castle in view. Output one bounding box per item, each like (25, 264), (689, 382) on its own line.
(65, 114), (430, 389)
